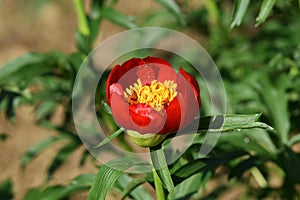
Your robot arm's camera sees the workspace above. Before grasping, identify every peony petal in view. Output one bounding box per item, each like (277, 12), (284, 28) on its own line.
(144, 56), (172, 68)
(129, 104), (166, 134)
(179, 67), (201, 107)
(156, 65), (177, 83)
(136, 64), (156, 85)
(176, 71), (200, 129)
(160, 97), (181, 134)
(119, 58), (145, 88)
(110, 83), (132, 130)
(143, 56), (177, 82)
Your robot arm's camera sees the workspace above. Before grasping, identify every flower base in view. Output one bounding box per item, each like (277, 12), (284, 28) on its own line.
(127, 130), (167, 147)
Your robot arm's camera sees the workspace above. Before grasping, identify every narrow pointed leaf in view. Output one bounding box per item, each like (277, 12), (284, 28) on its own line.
(150, 147), (174, 192)
(155, 0), (185, 25)
(0, 53), (45, 80)
(94, 127), (124, 148)
(24, 174), (94, 200)
(21, 135), (69, 168)
(256, 0), (276, 26)
(288, 133), (300, 146)
(102, 8), (138, 29)
(230, 0), (250, 28)
(181, 114), (275, 135)
(47, 142), (78, 179)
(120, 178), (150, 200)
(88, 157), (149, 200)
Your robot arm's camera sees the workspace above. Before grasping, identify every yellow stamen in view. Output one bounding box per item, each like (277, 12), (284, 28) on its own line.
(124, 78), (177, 111)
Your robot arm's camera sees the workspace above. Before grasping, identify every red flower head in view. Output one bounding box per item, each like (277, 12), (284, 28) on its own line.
(106, 56), (200, 145)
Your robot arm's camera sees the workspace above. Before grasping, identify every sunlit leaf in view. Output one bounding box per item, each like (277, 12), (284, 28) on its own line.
(150, 146), (174, 192)
(179, 114), (275, 135)
(230, 0), (250, 28)
(88, 157), (149, 200)
(120, 179), (146, 200)
(116, 175), (152, 200)
(155, 0), (185, 25)
(171, 173), (203, 199)
(288, 133), (300, 146)
(94, 127), (124, 148)
(101, 8), (138, 29)
(256, 0), (276, 26)
(36, 101), (57, 120)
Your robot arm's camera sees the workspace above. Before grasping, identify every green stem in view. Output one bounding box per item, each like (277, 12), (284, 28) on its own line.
(153, 168), (166, 200)
(73, 0), (90, 36)
(204, 0), (220, 27)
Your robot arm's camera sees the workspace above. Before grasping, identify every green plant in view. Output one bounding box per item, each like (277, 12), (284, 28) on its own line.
(0, 0), (299, 199)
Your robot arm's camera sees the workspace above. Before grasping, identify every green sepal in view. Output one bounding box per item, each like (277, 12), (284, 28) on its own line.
(127, 130), (167, 147)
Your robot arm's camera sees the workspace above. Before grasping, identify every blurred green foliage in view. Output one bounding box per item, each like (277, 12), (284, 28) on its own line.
(0, 0), (300, 199)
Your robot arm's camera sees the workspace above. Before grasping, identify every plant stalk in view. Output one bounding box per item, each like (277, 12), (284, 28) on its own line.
(73, 0), (90, 36)
(153, 168), (166, 200)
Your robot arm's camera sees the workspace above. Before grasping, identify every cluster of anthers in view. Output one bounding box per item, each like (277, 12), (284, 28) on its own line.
(124, 78), (178, 111)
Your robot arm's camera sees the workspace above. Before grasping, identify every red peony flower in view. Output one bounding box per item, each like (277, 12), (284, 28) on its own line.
(106, 56), (200, 141)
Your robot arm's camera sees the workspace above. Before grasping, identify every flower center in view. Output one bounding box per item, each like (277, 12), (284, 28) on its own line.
(124, 78), (177, 111)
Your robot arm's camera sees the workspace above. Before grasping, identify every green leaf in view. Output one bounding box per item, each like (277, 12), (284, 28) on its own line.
(58, 174), (95, 197)
(80, 150), (90, 166)
(101, 100), (112, 114)
(254, 75), (290, 144)
(141, 10), (178, 27)
(101, 8), (138, 29)
(24, 174), (94, 200)
(152, 169), (166, 200)
(217, 129), (277, 157)
(116, 175), (152, 200)
(68, 52), (83, 72)
(229, 156), (263, 179)
(88, 157), (149, 200)
(171, 173), (203, 199)
(256, 0), (276, 26)
(24, 186), (63, 200)
(35, 101), (57, 120)
(47, 142), (79, 179)
(288, 133), (300, 146)
(279, 146), (300, 183)
(155, 0), (185, 25)
(73, 0), (90, 36)
(150, 146), (174, 193)
(0, 53), (45, 81)
(75, 31), (92, 55)
(181, 114), (274, 134)
(0, 133), (9, 142)
(172, 151), (245, 185)
(0, 179), (13, 200)
(94, 127), (124, 148)
(21, 136), (69, 168)
(120, 179), (147, 200)
(230, 0), (250, 28)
